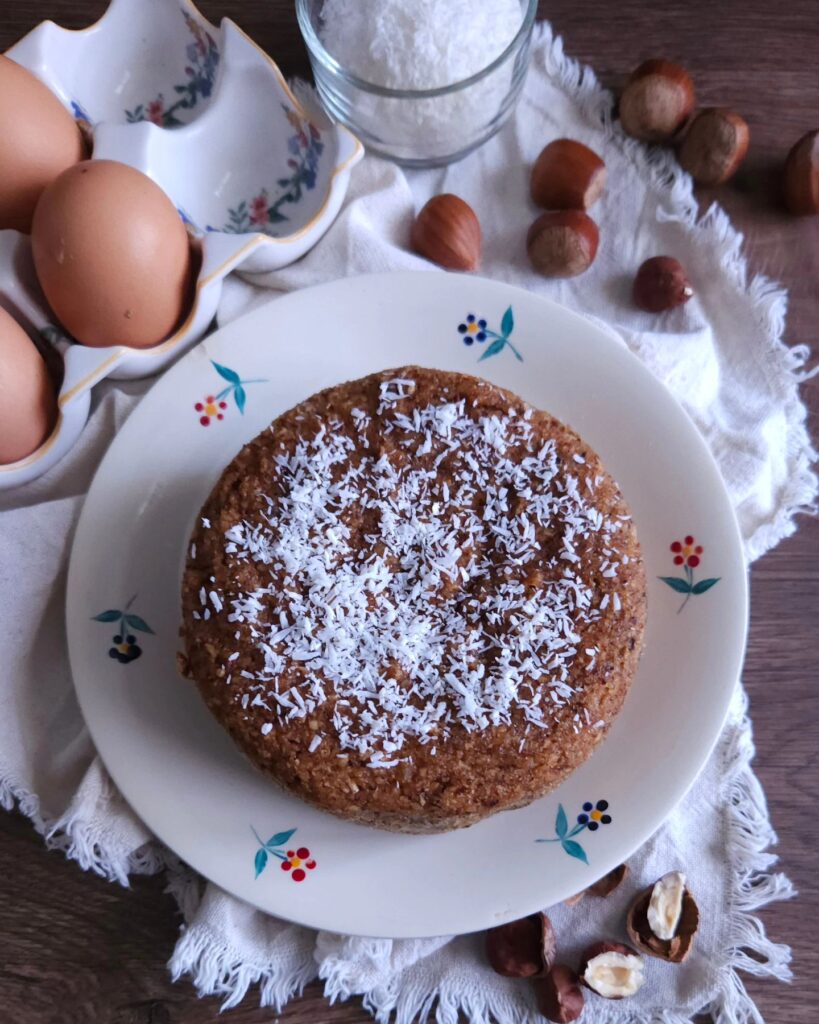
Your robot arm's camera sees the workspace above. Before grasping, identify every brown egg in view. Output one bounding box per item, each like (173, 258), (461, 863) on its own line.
(0, 56), (86, 233)
(0, 306), (57, 464)
(31, 160), (193, 349)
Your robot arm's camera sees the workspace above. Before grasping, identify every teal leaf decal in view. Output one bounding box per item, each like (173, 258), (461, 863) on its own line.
(479, 337), (507, 362)
(254, 847), (268, 878)
(659, 576), (692, 594)
(234, 385), (247, 415)
(125, 614), (154, 634)
(561, 839), (589, 864)
(92, 610), (121, 623)
(692, 577), (721, 595)
(268, 828), (296, 848)
(555, 804), (568, 840)
(501, 306), (514, 337)
(212, 361), (241, 385)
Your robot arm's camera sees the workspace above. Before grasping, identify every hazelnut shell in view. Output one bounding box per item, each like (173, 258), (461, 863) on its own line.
(536, 964), (585, 1023)
(564, 863), (629, 905)
(783, 130), (819, 215)
(485, 911), (556, 978)
(410, 193), (481, 271)
(619, 59), (695, 142)
(588, 862), (630, 897)
(530, 138), (607, 210)
(633, 256), (694, 312)
(526, 210), (599, 278)
(626, 883), (699, 962)
(677, 108), (750, 186)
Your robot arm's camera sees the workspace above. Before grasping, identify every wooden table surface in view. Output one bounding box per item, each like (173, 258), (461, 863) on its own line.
(2, 2), (817, 1022)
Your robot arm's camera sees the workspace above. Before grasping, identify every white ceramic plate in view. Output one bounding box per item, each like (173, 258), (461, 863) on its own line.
(66, 272), (747, 938)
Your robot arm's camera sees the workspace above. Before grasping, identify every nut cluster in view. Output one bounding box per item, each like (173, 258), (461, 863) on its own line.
(526, 138), (607, 278)
(407, 57), (817, 299)
(484, 869), (700, 1021)
(618, 57), (749, 187)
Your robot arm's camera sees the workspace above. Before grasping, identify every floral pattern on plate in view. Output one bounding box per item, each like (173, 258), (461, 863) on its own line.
(92, 595), (154, 664)
(125, 9), (219, 127)
(253, 827), (317, 883)
(457, 307), (522, 363)
(536, 800), (612, 864)
(660, 534), (720, 613)
(194, 361), (267, 426)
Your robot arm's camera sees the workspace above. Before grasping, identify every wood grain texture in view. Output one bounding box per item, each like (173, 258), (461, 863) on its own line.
(1, 2), (817, 1022)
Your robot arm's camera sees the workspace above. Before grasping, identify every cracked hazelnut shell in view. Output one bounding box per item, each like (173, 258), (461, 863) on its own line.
(536, 964), (585, 1023)
(485, 911), (556, 978)
(626, 881), (700, 962)
(564, 863), (629, 906)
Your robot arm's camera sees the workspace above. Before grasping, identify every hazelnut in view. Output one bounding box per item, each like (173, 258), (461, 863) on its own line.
(526, 210), (599, 278)
(619, 59), (695, 142)
(678, 108), (750, 185)
(626, 873), (700, 963)
(783, 130), (819, 215)
(589, 862), (629, 897)
(632, 256), (694, 312)
(530, 139), (607, 210)
(564, 863), (629, 906)
(485, 911), (556, 978)
(579, 941), (645, 999)
(536, 964), (585, 1023)
(410, 193), (481, 271)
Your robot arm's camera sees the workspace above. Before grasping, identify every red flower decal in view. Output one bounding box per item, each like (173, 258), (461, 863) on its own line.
(250, 192), (270, 226)
(280, 846), (317, 882)
(194, 394), (228, 426)
(147, 98), (165, 125)
(661, 535), (720, 612)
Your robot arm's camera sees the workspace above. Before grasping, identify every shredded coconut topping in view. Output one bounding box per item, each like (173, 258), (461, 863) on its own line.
(204, 376), (624, 765)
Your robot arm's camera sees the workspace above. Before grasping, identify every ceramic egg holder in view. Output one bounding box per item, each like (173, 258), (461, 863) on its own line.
(0, 0), (363, 489)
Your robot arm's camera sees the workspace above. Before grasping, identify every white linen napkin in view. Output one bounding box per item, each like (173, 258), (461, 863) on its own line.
(0, 22), (812, 1024)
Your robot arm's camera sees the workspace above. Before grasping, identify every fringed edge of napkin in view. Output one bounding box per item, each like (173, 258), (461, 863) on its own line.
(0, 767), (164, 885)
(536, 23), (817, 565)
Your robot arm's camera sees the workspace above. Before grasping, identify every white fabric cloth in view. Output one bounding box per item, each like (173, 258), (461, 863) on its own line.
(0, 23), (812, 1024)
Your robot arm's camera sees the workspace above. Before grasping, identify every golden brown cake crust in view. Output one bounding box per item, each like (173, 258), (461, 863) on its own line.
(180, 367), (646, 832)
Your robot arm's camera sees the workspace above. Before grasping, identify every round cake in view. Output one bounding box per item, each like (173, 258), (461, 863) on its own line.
(180, 366), (646, 832)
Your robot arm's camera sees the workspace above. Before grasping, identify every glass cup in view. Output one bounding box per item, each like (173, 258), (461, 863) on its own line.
(296, 0), (538, 168)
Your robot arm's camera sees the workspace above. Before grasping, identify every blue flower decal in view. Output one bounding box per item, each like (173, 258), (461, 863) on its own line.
(93, 595), (154, 664)
(457, 306), (522, 363)
(536, 800), (613, 864)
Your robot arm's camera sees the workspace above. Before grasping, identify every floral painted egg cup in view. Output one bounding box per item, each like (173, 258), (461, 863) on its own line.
(93, 21), (363, 277)
(7, 0), (222, 129)
(0, 0), (363, 490)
